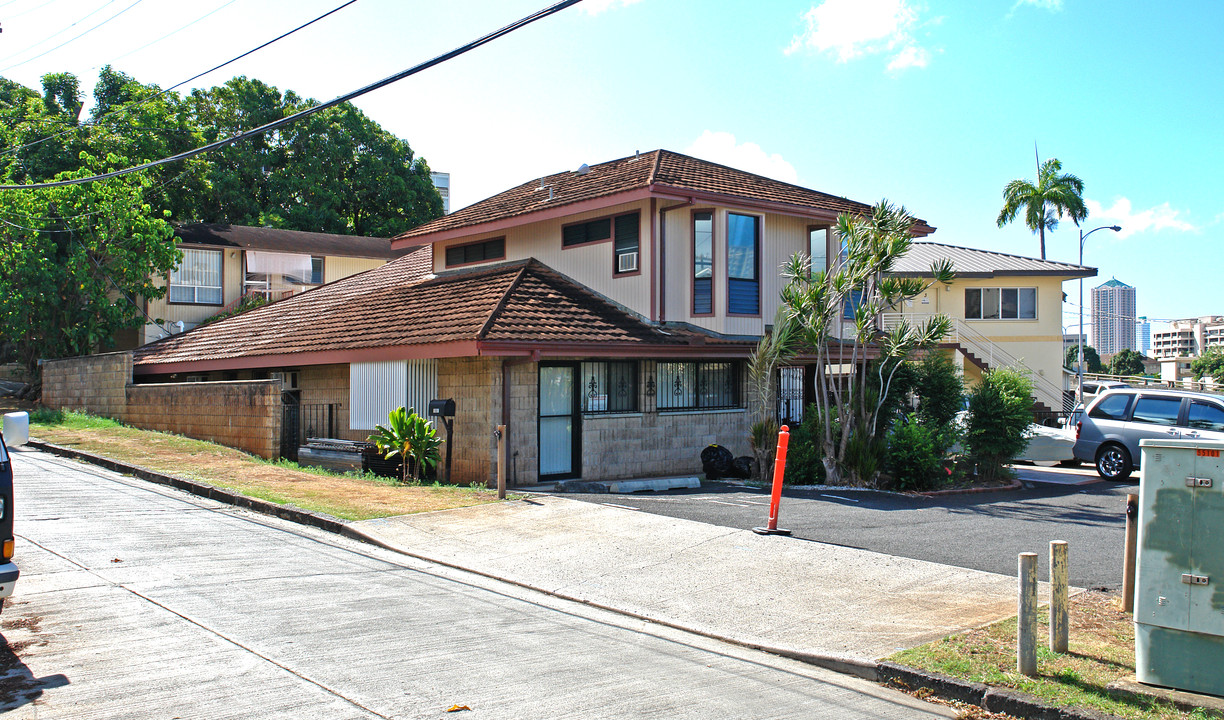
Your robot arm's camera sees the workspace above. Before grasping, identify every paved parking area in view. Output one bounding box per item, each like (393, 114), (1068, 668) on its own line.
(554, 469), (1135, 590)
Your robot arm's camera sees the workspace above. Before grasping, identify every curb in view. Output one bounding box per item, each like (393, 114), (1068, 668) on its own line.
(877, 662), (1121, 720)
(25, 439), (1113, 720)
(25, 440), (348, 535)
(918, 479), (1023, 497)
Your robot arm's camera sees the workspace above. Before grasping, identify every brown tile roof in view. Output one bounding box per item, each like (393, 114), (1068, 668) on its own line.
(394, 150), (932, 241)
(132, 254), (692, 369)
(175, 223), (400, 259)
(891, 241), (1097, 278)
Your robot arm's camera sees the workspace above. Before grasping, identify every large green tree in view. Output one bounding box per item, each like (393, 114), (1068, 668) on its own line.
(1065, 344), (1102, 374)
(1108, 348), (1145, 377)
(0, 68), (441, 369)
(186, 76), (442, 236)
(997, 155), (1087, 259)
(1191, 349), (1224, 381)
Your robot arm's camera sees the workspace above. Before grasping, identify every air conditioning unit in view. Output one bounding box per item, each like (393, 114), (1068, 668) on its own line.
(618, 251), (638, 273)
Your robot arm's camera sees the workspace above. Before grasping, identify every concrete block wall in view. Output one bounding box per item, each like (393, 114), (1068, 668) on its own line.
(126, 381), (282, 459)
(438, 357), (501, 485)
(506, 361), (538, 486)
(581, 410), (751, 482)
(298, 364), (368, 442)
(41, 352), (132, 421)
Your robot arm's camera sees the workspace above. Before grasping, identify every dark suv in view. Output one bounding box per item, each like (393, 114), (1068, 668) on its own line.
(0, 412), (25, 610)
(1073, 388), (1224, 480)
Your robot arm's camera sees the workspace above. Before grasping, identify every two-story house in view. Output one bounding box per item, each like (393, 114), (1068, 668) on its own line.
(888, 242), (1096, 413)
(117, 223), (400, 348)
(127, 150), (937, 485)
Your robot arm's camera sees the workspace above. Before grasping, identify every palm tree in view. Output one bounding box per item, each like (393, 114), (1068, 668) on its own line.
(996, 155), (1087, 259)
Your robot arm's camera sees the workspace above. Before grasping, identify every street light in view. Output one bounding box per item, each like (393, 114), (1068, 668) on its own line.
(1078, 224), (1123, 405)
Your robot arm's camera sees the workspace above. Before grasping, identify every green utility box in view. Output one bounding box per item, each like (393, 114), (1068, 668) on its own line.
(1135, 438), (1224, 697)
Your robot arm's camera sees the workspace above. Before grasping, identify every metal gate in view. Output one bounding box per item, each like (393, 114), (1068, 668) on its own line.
(777, 366), (804, 425)
(280, 400), (338, 461)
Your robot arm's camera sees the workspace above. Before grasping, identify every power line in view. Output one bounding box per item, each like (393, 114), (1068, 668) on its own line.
(0, 0), (116, 65)
(0, 0), (585, 191)
(1, 0), (363, 159)
(2, 0), (146, 73)
(99, 0), (242, 67)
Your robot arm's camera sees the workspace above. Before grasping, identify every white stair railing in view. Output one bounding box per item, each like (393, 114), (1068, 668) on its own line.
(881, 313), (1066, 411)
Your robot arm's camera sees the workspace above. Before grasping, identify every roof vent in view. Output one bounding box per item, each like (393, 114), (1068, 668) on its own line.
(577, 163), (590, 175)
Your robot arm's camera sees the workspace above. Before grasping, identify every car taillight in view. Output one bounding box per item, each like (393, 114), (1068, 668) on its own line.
(1076, 421), (1082, 440)
(2, 539), (11, 561)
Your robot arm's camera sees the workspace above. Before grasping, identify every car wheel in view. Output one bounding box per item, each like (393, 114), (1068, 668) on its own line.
(1095, 444), (1132, 481)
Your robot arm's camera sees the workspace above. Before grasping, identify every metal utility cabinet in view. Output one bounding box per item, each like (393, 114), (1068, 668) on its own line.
(1135, 438), (1224, 696)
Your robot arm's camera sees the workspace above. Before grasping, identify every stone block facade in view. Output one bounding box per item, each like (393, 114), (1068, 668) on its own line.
(438, 357), (501, 485)
(41, 352), (131, 420)
(580, 409), (750, 482)
(126, 381), (282, 459)
(41, 353), (283, 460)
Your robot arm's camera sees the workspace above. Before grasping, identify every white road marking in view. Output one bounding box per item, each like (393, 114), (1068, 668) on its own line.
(820, 494), (860, 503)
(601, 503), (640, 511)
(708, 500), (753, 508)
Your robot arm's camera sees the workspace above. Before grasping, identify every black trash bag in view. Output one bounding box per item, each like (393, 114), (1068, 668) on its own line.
(730, 456), (757, 480)
(700, 444), (733, 479)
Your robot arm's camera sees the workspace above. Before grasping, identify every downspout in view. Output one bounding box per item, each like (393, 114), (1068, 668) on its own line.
(657, 199), (695, 322)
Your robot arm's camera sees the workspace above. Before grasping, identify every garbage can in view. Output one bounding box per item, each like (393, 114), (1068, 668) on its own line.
(1135, 438), (1224, 696)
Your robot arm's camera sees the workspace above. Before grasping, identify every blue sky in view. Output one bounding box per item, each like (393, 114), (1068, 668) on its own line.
(2, 0), (1218, 333)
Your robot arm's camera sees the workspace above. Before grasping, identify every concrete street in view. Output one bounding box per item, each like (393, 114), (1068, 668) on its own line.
(555, 467), (1134, 590)
(1, 447), (952, 719)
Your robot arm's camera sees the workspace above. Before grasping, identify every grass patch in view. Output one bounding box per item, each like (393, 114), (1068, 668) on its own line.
(888, 592), (1221, 720)
(20, 407), (513, 522)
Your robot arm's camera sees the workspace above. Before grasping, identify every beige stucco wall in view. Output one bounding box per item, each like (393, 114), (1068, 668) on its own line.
(433, 200), (653, 319)
(140, 249), (388, 345)
(660, 208), (817, 335)
(897, 275), (1071, 407)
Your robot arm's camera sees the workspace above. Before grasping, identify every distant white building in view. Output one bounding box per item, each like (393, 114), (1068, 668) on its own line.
(431, 172), (450, 214)
(1091, 278), (1136, 355)
(1151, 316), (1224, 359)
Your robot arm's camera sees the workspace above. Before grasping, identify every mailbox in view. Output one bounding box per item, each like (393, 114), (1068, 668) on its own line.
(1134, 438), (1224, 696)
(428, 399), (456, 418)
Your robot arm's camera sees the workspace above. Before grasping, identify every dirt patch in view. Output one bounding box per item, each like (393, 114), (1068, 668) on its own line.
(25, 417), (508, 522)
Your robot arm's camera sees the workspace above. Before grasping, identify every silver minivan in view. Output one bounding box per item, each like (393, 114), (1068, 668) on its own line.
(1074, 388), (1224, 480)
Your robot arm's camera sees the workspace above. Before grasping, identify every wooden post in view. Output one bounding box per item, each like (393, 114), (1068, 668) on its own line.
(496, 424), (507, 500)
(1122, 493), (1139, 612)
(1018, 552), (1038, 676)
(1050, 541), (1069, 653)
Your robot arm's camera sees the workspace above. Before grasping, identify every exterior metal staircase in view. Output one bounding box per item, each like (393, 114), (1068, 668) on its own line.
(881, 313), (1067, 413)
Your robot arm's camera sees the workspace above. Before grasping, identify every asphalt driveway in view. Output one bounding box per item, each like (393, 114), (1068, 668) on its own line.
(553, 470), (1135, 591)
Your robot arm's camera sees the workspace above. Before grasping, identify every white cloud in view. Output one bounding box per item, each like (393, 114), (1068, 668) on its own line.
(1086, 197), (1197, 239)
(786, 0), (932, 71)
(582, 0), (644, 15)
(1011, 0), (1063, 11)
(887, 44), (930, 70)
(684, 131), (799, 184)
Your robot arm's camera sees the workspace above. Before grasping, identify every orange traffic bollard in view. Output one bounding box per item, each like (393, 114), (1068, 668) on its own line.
(752, 425), (792, 536)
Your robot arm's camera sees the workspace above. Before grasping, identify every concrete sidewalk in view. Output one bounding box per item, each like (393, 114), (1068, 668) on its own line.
(350, 495), (1051, 668)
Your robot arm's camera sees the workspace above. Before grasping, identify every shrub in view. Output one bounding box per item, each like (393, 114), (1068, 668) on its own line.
(886, 416), (945, 491)
(913, 352), (964, 429)
(783, 404), (828, 485)
(368, 407), (443, 484)
(964, 367), (1034, 481)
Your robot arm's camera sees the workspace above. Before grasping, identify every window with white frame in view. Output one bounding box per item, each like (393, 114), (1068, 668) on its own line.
(169, 248), (223, 304)
(656, 361), (740, 411)
(965, 287), (1037, 320)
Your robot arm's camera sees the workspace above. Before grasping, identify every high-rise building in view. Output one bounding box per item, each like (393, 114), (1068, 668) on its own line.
(1151, 316), (1224, 359)
(1091, 278), (1136, 355)
(431, 172), (450, 214)
(1136, 316), (1151, 355)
